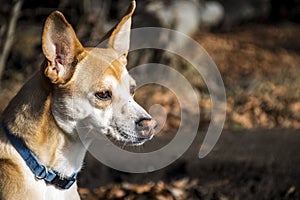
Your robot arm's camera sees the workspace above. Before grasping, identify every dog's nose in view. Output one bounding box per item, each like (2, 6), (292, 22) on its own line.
(135, 118), (157, 137)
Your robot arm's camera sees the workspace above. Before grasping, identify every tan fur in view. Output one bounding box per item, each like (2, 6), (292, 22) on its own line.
(0, 158), (24, 199)
(0, 1), (148, 200)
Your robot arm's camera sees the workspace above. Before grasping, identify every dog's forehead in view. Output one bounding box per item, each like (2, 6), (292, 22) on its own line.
(75, 48), (133, 89)
(77, 48), (125, 77)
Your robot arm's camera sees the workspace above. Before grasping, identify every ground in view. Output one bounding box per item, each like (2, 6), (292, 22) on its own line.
(0, 22), (300, 199)
(79, 129), (300, 200)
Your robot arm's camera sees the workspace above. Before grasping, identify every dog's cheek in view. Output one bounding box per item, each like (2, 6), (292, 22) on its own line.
(69, 98), (91, 119)
(89, 106), (114, 129)
(94, 99), (112, 110)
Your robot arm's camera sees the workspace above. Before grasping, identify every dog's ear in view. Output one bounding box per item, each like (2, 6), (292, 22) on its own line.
(101, 1), (135, 64)
(42, 11), (85, 84)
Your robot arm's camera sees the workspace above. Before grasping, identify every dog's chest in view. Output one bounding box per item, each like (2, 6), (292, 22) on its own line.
(43, 185), (79, 200)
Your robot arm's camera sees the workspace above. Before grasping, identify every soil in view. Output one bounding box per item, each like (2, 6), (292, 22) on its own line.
(78, 128), (300, 200)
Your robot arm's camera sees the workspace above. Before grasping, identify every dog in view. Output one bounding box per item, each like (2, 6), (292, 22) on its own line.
(0, 1), (156, 199)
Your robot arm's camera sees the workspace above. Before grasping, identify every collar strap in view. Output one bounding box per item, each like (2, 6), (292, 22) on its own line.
(2, 122), (77, 190)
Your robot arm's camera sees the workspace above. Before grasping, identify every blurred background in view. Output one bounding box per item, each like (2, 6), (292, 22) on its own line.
(0, 0), (300, 199)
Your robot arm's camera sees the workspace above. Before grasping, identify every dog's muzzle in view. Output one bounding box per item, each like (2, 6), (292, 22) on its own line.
(120, 118), (157, 145)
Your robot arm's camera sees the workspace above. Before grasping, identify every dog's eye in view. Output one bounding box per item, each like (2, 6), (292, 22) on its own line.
(95, 91), (112, 101)
(130, 85), (135, 95)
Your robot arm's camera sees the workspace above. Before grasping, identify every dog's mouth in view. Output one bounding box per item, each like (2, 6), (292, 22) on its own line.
(109, 122), (156, 146)
(119, 132), (154, 146)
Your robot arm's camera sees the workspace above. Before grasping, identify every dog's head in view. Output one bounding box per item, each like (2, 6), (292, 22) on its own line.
(41, 1), (156, 145)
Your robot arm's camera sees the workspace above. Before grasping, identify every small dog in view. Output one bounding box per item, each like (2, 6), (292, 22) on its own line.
(0, 1), (156, 199)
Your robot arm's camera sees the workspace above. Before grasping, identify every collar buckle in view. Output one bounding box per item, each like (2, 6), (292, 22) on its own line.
(50, 175), (76, 189)
(35, 166), (48, 180)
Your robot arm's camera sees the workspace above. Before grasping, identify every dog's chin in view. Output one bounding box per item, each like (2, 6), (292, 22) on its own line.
(119, 132), (154, 146)
(107, 131), (154, 146)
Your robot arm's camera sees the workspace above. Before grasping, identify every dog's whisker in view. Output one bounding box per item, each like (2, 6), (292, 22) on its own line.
(122, 141), (127, 149)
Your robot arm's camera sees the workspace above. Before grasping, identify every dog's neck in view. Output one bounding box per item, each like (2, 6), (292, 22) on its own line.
(2, 70), (87, 176)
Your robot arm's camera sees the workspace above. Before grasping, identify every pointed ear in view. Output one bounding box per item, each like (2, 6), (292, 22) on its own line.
(42, 11), (85, 84)
(103, 1), (135, 62)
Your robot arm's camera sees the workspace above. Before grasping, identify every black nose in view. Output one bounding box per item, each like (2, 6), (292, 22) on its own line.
(135, 118), (157, 137)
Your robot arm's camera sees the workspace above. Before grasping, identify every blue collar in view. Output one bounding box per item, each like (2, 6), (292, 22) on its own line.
(1, 122), (77, 190)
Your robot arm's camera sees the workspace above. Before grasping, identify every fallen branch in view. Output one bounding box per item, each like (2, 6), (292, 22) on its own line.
(0, 0), (23, 82)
